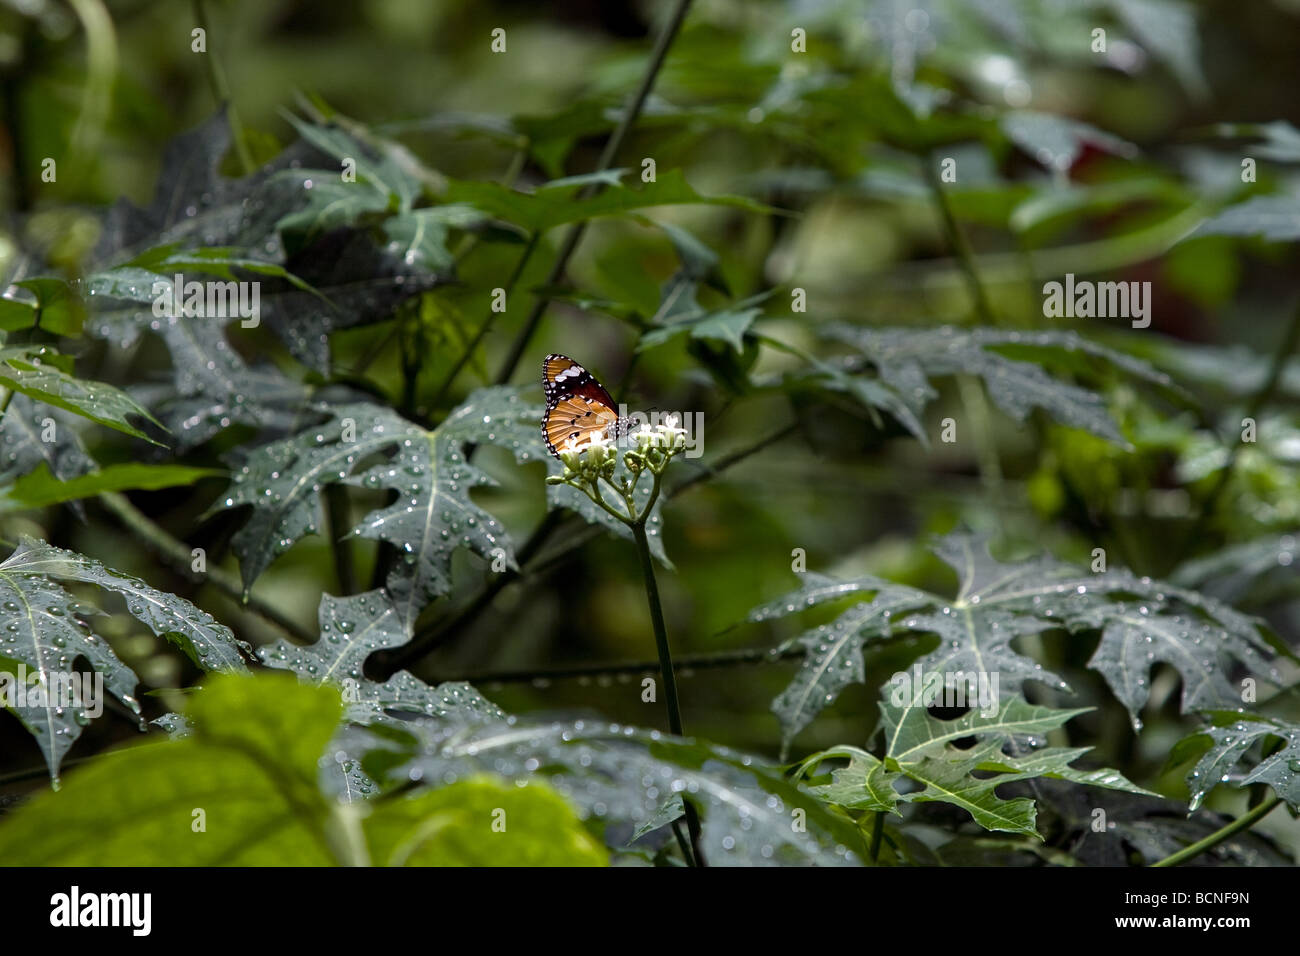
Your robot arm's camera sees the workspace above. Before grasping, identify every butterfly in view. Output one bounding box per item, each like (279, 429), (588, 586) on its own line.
(541, 353), (627, 458)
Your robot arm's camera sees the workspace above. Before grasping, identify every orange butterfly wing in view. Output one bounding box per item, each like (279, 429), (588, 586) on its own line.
(542, 353), (621, 457)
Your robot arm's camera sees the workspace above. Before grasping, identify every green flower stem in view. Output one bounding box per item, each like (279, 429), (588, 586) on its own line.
(584, 479), (632, 522)
(1151, 795), (1282, 867)
(386, 420), (799, 675)
(631, 514), (705, 866)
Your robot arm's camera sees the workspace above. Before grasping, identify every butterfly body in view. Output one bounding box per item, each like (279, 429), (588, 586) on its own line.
(541, 353), (626, 458)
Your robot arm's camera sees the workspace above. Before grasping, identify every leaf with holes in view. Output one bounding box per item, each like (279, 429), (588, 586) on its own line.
(876, 697), (1153, 836)
(747, 531), (1278, 749)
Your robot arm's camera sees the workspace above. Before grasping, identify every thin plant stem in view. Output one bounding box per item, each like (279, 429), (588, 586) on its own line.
(925, 155), (1006, 490)
(432, 232), (540, 407)
(435, 643), (805, 685)
(1151, 796), (1282, 867)
(869, 811), (885, 862)
(493, 0), (695, 386)
(97, 491), (315, 644)
(1184, 300), (1300, 548)
(631, 517), (705, 866)
(923, 151), (996, 327)
(193, 0), (255, 174)
(324, 485), (356, 594)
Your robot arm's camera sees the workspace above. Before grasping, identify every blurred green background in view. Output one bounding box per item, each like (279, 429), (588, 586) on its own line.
(3, 0), (1300, 858)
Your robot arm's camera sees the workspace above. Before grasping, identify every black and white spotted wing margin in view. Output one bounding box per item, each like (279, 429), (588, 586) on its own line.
(541, 353), (625, 458)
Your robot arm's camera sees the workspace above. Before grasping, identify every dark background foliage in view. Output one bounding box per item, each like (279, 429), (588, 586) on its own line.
(2, 0), (1300, 865)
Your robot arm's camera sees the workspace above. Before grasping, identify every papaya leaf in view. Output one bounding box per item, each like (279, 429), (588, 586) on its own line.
(220, 394), (525, 622)
(0, 396), (95, 488)
(1109, 0), (1206, 97)
(749, 531), (1278, 751)
(258, 589), (504, 726)
(804, 745), (903, 814)
(876, 697), (1154, 836)
(382, 205), (486, 272)
(348, 715), (864, 866)
(258, 228), (442, 372)
(121, 243), (320, 294)
(820, 326), (1173, 445)
(639, 306), (760, 355)
(0, 537), (250, 781)
(281, 113), (421, 211)
(1001, 110), (1138, 172)
(93, 108), (312, 264)
(1180, 714), (1300, 811)
(1195, 196), (1300, 242)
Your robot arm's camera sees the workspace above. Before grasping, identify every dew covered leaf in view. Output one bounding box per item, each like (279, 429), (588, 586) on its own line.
(0, 549), (140, 783)
(1179, 714), (1300, 812)
(347, 715), (864, 867)
(804, 746), (902, 814)
(257, 228), (443, 372)
(220, 392), (526, 623)
(638, 306), (760, 355)
(382, 205), (487, 272)
(818, 326), (1171, 445)
(258, 588), (505, 727)
(748, 531), (1278, 749)
(875, 697), (1154, 836)
(766, 589), (929, 756)
(280, 113), (422, 213)
(1, 537), (252, 674)
(1001, 109), (1138, 172)
(0, 535), (247, 781)
(92, 108), (312, 264)
(1109, 0), (1206, 97)
(136, 313), (311, 449)
(0, 346), (163, 443)
(0, 395), (95, 490)
(1194, 196), (1300, 242)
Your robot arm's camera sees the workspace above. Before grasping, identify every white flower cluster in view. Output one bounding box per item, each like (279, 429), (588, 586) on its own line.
(635, 414), (687, 453)
(546, 415), (686, 524)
